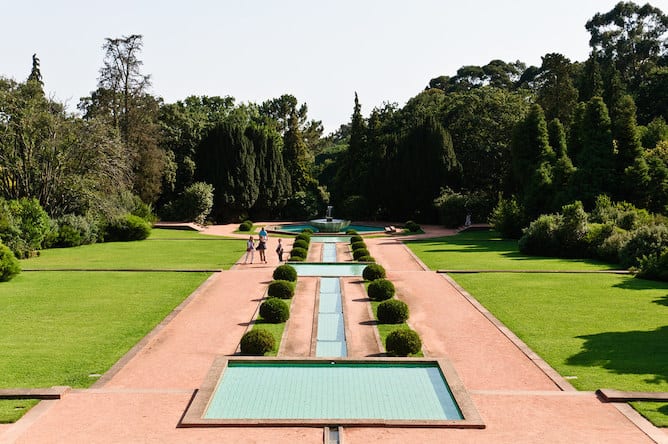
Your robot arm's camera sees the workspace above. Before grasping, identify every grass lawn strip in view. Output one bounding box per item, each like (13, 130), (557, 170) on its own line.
(408, 230), (668, 425)
(0, 400), (39, 424)
(251, 318), (286, 357)
(407, 231), (616, 271)
(20, 233), (244, 271)
(630, 402), (668, 427)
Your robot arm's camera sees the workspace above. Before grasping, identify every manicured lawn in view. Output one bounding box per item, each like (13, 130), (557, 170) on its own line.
(20, 231), (245, 270)
(406, 230), (617, 271)
(409, 230), (668, 425)
(451, 272), (668, 393)
(631, 402), (668, 427)
(0, 271), (209, 388)
(1, 229), (250, 422)
(0, 400), (38, 424)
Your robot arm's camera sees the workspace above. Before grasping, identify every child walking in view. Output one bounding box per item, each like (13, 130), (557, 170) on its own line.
(244, 236), (255, 264)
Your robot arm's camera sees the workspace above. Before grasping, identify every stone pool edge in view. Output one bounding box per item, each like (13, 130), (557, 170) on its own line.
(178, 356), (485, 429)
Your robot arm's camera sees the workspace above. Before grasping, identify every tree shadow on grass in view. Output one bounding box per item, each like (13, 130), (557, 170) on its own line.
(610, 277), (668, 307)
(566, 326), (668, 385)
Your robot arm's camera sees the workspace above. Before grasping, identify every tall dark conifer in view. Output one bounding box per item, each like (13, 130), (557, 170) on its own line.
(613, 95), (650, 204)
(548, 118), (576, 208)
(574, 97), (615, 205)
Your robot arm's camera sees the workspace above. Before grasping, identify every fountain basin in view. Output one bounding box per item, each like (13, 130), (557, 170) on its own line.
(309, 218), (351, 233)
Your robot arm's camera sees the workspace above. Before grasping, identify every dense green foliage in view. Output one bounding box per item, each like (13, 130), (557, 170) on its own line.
(289, 247), (308, 259)
(273, 264), (297, 281)
(267, 280), (295, 299)
(240, 329), (276, 356)
(103, 214), (151, 242)
(352, 248), (370, 260)
(385, 329), (422, 357)
(367, 278), (395, 301)
(376, 299), (409, 324)
(259, 297), (290, 323)
(363, 263), (386, 281)
(0, 243), (20, 281)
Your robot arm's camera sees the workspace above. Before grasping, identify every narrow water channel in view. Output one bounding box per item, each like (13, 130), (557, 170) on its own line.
(315, 242), (347, 357)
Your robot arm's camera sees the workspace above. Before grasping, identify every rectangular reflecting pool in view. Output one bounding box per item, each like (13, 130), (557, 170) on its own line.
(290, 262), (367, 277)
(180, 357), (485, 428)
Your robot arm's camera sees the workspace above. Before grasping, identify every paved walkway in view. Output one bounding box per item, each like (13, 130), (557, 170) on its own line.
(1, 224), (665, 443)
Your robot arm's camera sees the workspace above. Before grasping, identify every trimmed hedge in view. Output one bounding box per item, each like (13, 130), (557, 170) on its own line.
(290, 247), (308, 259)
(357, 255), (376, 262)
(104, 214), (151, 242)
(377, 299), (409, 324)
(296, 233), (311, 243)
(273, 264), (297, 281)
(363, 264), (386, 281)
(367, 279), (395, 301)
(353, 248), (370, 260)
(346, 229), (359, 235)
(240, 329), (275, 355)
(289, 255), (306, 262)
(350, 235), (363, 244)
(293, 239), (309, 250)
(259, 297), (290, 323)
(239, 220), (253, 232)
(351, 241), (367, 251)
(385, 329), (422, 357)
(405, 220), (421, 232)
(268, 280), (295, 299)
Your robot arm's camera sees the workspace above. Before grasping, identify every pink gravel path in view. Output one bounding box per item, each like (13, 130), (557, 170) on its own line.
(280, 277), (317, 357)
(1, 223), (663, 443)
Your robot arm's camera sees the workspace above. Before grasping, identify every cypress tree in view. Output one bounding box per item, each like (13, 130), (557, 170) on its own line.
(246, 124), (291, 218)
(548, 118), (576, 208)
(510, 104), (555, 217)
(283, 111), (312, 193)
(195, 121), (259, 221)
(613, 95), (650, 204)
(573, 97), (615, 205)
(395, 116), (461, 220)
(578, 55), (603, 102)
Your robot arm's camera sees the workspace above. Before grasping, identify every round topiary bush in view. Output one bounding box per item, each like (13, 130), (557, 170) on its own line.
(351, 241), (367, 251)
(350, 235), (363, 244)
(357, 256), (376, 262)
(268, 280), (295, 299)
(104, 214), (151, 241)
(239, 220), (253, 232)
(353, 248), (370, 260)
(293, 239), (309, 250)
(240, 329), (275, 355)
(296, 233), (311, 243)
(0, 243), (20, 282)
(302, 228), (314, 235)
(363, 263), (386, 281)
(385, 328), (421, 357)
(259, 297), (290, 323)
(289, 255), (305, 262)
(405, 220), (421, 233)
(290, 247), (308, 259)
(367, 278), (395, 301)
(377, 299), (409, 324)
(273, 264), (297, 281)
(346, 229), (359, 235)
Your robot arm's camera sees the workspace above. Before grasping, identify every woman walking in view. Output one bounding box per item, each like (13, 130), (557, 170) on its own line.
(244, 236), (255, 264)
(257, 236), (267, 263)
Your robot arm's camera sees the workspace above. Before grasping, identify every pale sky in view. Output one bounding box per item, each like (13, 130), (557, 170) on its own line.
(4, 0), (668, 133)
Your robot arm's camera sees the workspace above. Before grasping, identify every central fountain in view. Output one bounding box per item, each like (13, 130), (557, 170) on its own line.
(309, 206), (351, 233)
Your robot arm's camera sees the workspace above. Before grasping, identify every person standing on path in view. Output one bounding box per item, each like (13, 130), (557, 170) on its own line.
(244, 236), (255, 264)
(257, 236), (267, 263)
(276, 238), (284, 262)
(259, 226), (267, 241)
